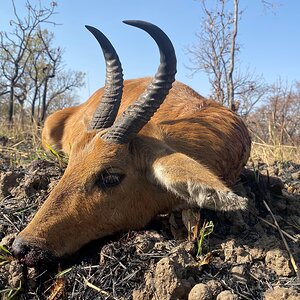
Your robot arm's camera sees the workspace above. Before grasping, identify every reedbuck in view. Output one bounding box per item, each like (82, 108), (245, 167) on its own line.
(12, 21), (251, 266)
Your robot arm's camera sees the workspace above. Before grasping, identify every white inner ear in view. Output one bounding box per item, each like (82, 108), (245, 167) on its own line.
(153, 163), (247, 212)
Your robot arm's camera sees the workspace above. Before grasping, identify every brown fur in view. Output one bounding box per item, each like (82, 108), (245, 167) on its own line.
(18, 77), (251, 258)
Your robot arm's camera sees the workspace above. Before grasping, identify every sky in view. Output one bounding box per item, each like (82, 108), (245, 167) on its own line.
(0, 0), (300, 102)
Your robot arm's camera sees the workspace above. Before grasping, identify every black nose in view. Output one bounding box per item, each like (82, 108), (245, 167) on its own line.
(12, 237), (55, 266)
(11, 237), (30, 259)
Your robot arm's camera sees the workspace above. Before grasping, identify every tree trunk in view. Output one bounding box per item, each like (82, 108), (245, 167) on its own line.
(228, 0), (239, 111)
(31, 87), (38, 122)
(20, 101), (25, 129)
(8, 85), (14, 126)
(40, 76), (49, 124)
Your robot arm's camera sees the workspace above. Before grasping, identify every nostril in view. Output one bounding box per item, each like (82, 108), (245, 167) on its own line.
(11, 237), (30, 259)
(11, 236), (55, 266)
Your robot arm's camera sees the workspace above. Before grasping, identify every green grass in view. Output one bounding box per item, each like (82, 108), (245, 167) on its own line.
(0, 245), (13, 267)
(196, 220), (214, 258)
(0, 282), (22, 300)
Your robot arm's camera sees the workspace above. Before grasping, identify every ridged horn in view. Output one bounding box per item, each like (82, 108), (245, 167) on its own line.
(102, 20), (177, 143)
(86, 25), (123, 130)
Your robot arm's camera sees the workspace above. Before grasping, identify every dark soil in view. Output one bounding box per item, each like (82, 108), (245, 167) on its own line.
(0, 153), (300, 299)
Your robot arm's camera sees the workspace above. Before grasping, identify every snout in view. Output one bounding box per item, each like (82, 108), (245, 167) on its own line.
(12, 236), (56, 266)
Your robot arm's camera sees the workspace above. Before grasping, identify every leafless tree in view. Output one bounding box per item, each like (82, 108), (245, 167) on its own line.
(36, 29), (60, 123)
(187, 0), (269, 116)
(248, 79), (300, 146)
(0, 1), (85, 126)
(0, 0), (57, 125)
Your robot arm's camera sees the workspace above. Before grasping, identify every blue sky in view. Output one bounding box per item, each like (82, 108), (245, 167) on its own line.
(1, 0), (299, 102)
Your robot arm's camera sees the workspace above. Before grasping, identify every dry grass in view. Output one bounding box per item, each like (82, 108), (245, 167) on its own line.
(0, 122), (63, 167)
(250, 142), (300, 165)
(1, 122), (299, 167)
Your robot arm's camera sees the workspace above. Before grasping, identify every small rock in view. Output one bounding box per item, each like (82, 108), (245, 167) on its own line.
(222, 239), (237, 263)
(216, 290), (238, 300)
(206, 280), (223, 298)
(265, 249), (294, 276)
(249, 246), (265, 260)
(188, 283), (212, 300)
(264, 286), (300, 300)
(231, 265), (247, 283)
(235, 247), (251, 264)
(222, 240), (252, 264)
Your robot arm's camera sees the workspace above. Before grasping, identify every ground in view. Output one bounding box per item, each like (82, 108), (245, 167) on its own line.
(0, 134), (299, 300)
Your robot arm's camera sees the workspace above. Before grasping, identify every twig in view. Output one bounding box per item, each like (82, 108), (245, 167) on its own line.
(263, 200), (299, 279)
(84, 277), (118, 300)
(252, 141), (298, 149)
(3, 214), (20, 232)
(220, 279), (253, 300)
(204, 271), (253, 300)
(257, 216), (298, 242)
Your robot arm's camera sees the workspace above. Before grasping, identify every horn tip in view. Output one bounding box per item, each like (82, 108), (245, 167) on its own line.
(123, 20), (147, 27)
(85, 25), (96, 32)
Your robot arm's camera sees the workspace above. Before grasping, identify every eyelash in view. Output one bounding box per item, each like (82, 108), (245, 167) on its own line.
(96, 171), (124, 189)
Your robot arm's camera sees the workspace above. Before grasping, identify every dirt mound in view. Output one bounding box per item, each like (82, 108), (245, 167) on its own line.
(0, 158), (299, 299)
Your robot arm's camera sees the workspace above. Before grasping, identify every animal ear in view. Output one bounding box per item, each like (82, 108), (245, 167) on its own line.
(151, 152), (247, 211)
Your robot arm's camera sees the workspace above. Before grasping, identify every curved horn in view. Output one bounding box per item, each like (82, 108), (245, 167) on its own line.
(86, 25), (123, 130)
(102, 20), (177, 143)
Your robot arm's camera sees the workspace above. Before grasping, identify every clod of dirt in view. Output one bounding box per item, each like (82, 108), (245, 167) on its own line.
(134, 231), (164, 254)
(153, 255), (193, 299)
(206, 280), (223, 298)
(134, 247), (200, 300)
(264, 286), (300, 300)
(221, 239), (251, 264)
(230, 265), (247, 283)
(22, 173), (49, 197)
(0, 171), (24, 198)
(188, 283), (212, 300)
(216, 290), (238, 300)
(265, 249), (294, 276)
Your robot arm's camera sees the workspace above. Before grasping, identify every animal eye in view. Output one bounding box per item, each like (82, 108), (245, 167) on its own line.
(96, 171), (124, 189)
